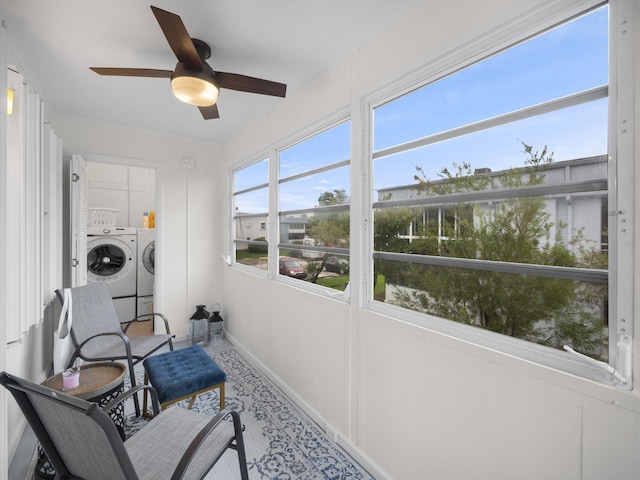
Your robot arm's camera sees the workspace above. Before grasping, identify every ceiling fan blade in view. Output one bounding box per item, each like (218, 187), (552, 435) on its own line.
(151, 6), (202, 70)
(199, 104), (220, 120)
(90, 67), (172, 78)
(215, 72), (287, 98)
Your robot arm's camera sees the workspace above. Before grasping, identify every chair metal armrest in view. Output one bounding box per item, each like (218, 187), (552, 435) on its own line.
(170, 409), (244, 480)
(103, 384), (160, 416)
(68, 331), (133, 368)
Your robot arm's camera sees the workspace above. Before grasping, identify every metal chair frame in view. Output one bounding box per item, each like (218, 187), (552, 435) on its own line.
(1, 371), (249, 480)
(56, 283), (175, 416)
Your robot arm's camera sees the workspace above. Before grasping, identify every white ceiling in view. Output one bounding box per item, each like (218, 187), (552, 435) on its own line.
(0, 0), (416, 144)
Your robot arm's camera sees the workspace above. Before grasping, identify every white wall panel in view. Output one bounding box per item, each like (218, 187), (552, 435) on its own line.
(525, 378), (583, 478)
(224, 269), (351, 433)
(86, 162), (129, 226)
(454, 353), (497, 478)
(128, 165), (155, 228)
(582, 397), (639, 479)
(495, 366), (529, 480)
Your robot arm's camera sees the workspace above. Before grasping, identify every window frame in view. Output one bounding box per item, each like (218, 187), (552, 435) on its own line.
(230, 155), (271, 276)
(274, 114), (352, 294)
(229, 112), (353, 298)
(363, 0), (634, 387)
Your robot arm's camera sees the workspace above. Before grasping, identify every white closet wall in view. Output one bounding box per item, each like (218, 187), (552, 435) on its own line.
(86, 162), (155, 228)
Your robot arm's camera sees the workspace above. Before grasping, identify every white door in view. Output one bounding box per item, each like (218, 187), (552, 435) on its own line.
(71, 154), (87, 286)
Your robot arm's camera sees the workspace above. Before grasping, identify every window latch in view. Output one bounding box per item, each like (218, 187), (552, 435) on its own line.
(563, 345), (628, 385)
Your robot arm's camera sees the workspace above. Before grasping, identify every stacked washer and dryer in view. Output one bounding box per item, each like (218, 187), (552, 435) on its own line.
(87, 227), (155, 323)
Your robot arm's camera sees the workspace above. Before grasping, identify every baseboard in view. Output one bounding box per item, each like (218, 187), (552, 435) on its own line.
(226, 333), (391, 480)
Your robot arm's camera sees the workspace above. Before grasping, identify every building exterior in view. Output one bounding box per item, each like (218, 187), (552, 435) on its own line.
(376, 155), (608, 254)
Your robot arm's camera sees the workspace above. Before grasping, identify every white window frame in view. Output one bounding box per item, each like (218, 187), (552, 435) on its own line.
(229, 111), (352, 298)
(229, 154), (271, 277)
(274, 114), (351, 293)
(363, 0), (634, 388)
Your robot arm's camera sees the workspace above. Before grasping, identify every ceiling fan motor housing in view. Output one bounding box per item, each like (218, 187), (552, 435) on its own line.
(191, 38), (212, 60)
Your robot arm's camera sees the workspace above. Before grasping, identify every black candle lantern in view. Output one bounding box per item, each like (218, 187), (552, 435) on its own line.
(209, 303), (224, 344)
(189, 305), (210, 346)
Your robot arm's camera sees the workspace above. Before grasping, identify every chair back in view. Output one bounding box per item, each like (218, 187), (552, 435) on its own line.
(1, 371), (138, 480)
(57, 282), (124, 358)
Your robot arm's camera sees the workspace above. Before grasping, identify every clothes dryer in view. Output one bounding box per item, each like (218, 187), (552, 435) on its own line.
(137, 228), (155, 297)
(87, 227), (137, 298)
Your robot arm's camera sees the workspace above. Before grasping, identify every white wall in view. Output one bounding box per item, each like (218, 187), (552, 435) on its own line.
(221, 0), (640, 479)
(86, 162), (156, 228)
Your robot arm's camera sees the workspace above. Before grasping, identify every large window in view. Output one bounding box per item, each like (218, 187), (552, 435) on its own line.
(278, 121), (351, 290)
(233, 158), (269, 270)
(228, 2), (632, 385)
(372, 6), (620, 377)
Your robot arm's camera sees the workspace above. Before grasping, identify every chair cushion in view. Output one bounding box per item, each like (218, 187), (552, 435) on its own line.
(125, 407), (235, 480)
(143, 345), (226, 404)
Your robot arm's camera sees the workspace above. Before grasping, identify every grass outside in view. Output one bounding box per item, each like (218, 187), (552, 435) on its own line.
(317, 275), (349, 291)
(374, 274), (385, 301)
(236, 250), (266, 260)
(236, 248), (303, 260)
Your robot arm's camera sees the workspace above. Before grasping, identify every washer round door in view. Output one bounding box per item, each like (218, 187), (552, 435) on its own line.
(87, 235), (136, 298)
(142, 241), (155, 274)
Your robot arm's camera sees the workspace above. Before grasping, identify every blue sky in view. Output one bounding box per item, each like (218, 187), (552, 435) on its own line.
(236, 6), (608, 213)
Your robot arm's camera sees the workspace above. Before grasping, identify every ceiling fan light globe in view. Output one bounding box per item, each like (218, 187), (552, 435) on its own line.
(171, 75), (219, 107)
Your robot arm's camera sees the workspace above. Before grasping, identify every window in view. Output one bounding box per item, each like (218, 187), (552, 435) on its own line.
(278, 121), (351, 290)
(233, 158), (269, 270)
(371, 6), (626, 382)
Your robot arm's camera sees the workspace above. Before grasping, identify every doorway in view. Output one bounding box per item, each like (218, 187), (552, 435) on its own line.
(82, 153), (162, 334)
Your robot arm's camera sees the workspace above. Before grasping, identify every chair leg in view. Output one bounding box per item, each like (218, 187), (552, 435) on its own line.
(128, 359), (141, 417)
(232, 412), (250, 480)
(238, 445), (250, 480)
(220, 383), (225, 410)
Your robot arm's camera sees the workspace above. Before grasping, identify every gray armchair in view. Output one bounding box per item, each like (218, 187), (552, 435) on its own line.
(56, 282), (174, 415)
(1, 371), (249, 480)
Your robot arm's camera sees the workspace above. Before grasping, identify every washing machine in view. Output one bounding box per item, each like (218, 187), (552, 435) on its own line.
(137, 228), (155, 297)
(87, 227), (137, 322)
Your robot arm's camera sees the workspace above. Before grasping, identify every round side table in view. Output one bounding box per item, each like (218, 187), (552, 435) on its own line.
(36, 362), (127, 479)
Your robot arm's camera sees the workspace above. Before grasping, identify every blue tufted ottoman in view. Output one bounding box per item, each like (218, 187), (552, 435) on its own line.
(142, 345), (226, 414)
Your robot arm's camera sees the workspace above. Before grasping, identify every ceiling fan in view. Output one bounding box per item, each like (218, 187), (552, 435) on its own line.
(90, 5), (287, 119)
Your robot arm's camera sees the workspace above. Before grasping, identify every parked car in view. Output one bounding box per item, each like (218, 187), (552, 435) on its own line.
(324, 256), (349, 275)
(279, 257), (307, 279)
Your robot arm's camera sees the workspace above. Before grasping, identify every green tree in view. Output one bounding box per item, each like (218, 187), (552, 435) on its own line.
(309, 189), (350, 247)
(377, 144), (608, 358)
(306, 189), (350, 283)
(317, 189), (349, 206)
